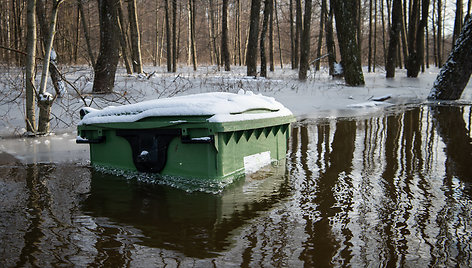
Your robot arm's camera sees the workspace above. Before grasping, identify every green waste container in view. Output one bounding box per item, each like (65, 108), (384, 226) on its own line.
(77, 91), (295, 181)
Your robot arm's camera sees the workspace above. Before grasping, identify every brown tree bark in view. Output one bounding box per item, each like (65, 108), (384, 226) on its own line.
(246, 0), (262, 76)
(221, 0), (231, 71)
(164, 0), (172, 72)
(78, 0), (95, 66)
(260, 0), (271, 77)
(331, 0), (365, 86)
(298, 0), (312, 80)
(386, 0), (402, 77)
(117, 0), (132, 74)
(127, 0), (143, 74)
(93, 0), (121, 93)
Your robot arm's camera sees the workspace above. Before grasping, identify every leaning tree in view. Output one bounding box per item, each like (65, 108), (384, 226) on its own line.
(428, 15), (472, 100)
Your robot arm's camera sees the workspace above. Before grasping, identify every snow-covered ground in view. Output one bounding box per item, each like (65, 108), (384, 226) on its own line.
(0, 65), (471, 163)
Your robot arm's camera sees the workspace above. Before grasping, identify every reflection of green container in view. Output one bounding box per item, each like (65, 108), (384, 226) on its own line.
(77, 92), (294, 180)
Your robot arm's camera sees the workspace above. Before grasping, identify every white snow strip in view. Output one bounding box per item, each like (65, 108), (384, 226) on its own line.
(79, 91), (293, 125)
(243, 151), (271, 174)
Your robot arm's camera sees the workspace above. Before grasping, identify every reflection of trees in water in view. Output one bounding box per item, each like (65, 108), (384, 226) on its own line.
(0, 163), (92, 267)
(289, 106), (472, 266)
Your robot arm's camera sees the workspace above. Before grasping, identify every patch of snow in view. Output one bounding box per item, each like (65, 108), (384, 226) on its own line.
(243, 151), (271, 174)
(79, 90), (293, 125)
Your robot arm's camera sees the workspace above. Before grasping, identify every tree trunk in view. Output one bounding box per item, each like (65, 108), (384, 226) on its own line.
(164, 0), (172, 72)
(117, 0), (132, 74)
(208, 0), (220, 69)
(407, 0), (429, 77)
(93, 0), (121, 93)
(325, 2), (336, 76)
(289, 0), (295, 68)
(274, 0), (283, 68)
(221, 0), (231, 71)
(428, 15), (472, 100)
(299, 0), (312, 80)
(36, 0), (65, 97)
(453, 0), (463, 46)
(331, 0), (365, 86)
(316, 0), (326, 71)
(368, 0), (373, 72)
(25, 0), (36, 133)
(246, 0), (262, 77)
(78, 0), (95, 66)
(386, 0), (401, 78)
(188, 0), (197, 70)
(294, 0), (302, 69)
(269, 0), (274, 72)
(400, 1), (408, 68)
(127, 0), (143, 74)
(260, 0), (271, 77)
(172, 0), (177, 72)
(437, 0), (443, 66)
(37, 0), (63, 134)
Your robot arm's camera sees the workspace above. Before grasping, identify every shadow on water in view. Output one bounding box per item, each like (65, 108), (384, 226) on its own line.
(80, 165), (290, 259)
(1, 104), (472, 267)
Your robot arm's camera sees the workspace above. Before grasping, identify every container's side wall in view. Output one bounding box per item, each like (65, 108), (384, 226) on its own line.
(164, 138), (218, 179)
(90, 130), (136, 171)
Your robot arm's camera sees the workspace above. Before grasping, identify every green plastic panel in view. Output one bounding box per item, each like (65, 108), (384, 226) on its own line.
(78, 115), (294, 180)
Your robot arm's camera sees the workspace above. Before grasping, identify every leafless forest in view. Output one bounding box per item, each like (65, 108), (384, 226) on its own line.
(0, 0), (469, 70)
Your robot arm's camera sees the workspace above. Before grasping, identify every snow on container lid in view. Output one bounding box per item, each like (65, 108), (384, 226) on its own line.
(78, 90), (293, 125)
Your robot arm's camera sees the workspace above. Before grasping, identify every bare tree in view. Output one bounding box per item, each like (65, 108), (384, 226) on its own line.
(93, 0), (121, 93)
(331, 0), (365, 85)
(37, 0), (64, 133)
(386, 0), (402, 77)
(428, 15), (472, 100)
(260, 0), (272, 77)
(164, 0), (172, 72)
(453, 0), (463, 46)
(299, 0), (312, 80)
(77, 0), (95, 65)
(117, 0), (132, 74)
(25, 0), (36, 133)
(247, 0), (262, 77)
(128, 0), (143, 73)
(222, 0), (231, 71)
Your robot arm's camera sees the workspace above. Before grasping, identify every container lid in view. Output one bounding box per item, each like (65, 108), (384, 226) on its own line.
(79, 90), (293, 125)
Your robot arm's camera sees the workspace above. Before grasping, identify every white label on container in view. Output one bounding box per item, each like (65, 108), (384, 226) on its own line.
(243, 151), (271, 174)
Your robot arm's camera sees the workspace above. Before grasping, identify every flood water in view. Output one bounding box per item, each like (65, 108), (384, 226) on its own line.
(1, 104), (471, 267)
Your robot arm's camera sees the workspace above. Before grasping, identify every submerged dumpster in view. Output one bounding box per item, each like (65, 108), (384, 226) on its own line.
(77, 91), (294, 180)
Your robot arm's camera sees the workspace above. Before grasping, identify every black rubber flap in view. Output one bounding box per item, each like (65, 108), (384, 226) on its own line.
(116, 129), (180, 173)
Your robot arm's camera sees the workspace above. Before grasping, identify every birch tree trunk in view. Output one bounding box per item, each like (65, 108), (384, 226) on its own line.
(25, 0), (36, 133)
(37, 0), (63, 134)
(36, 0), (65, 97)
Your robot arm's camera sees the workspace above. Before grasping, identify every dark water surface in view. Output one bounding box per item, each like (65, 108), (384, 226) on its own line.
(1, 105), (471, 267)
